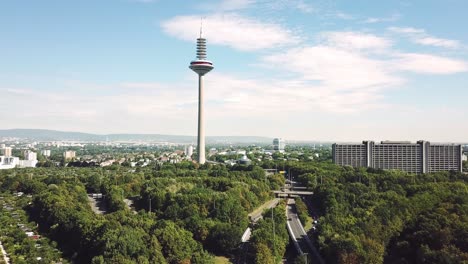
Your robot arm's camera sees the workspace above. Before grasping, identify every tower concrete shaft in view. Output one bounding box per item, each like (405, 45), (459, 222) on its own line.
(189, 36), (213, 165)
(197, 74), (205, 164)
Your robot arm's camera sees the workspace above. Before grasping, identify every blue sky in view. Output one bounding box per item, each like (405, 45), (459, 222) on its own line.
(1, 0), (467, 142)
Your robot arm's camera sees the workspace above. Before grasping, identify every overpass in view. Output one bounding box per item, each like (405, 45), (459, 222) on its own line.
(272, 190), (313, 198)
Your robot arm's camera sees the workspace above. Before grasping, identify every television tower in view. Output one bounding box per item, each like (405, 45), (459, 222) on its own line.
(189, 23), (213, 164)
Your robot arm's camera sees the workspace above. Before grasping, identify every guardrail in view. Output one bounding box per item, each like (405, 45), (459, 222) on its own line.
(241, 228), (251, 243)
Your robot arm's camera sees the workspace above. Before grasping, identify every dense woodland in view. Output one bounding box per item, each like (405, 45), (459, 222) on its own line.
(0, 163), (284, 263)
(1, 156), (467, 263)
(291, 162), (468, 264)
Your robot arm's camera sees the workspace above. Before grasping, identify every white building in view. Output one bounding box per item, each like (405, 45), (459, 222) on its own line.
(41, 150), (51, 157)
(63, 150), (76, 160)
(0, 156), (19, 169)
(24, 150), (37, 161)
(19, 159), (38, 168)
(100, 159), (115, 167)
(273, 138), (285, 152)
(18, 150), (38, 168)
(185, 145), (193, 158)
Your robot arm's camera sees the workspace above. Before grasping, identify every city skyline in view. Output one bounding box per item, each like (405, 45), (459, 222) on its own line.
(1, 0), (468, 141)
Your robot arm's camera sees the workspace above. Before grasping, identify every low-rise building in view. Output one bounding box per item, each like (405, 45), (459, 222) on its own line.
(238, 155), (251, 165)
(63, 150), (76, 160)
(0, 156), (20, 169)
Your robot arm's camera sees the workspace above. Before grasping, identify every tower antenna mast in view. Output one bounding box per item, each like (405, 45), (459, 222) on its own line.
(200, 17), (203, 38)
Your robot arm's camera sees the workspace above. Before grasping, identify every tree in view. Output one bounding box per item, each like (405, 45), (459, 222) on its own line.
(206, 222), (241, 254)
(154, 221), (200, 264)
(254, 243), (274, 264)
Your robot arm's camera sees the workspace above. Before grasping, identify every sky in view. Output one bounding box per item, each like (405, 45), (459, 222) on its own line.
(1, 0), (468, 142)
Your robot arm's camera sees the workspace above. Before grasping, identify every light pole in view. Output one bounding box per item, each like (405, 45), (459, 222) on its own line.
(272, 208), (275, 261)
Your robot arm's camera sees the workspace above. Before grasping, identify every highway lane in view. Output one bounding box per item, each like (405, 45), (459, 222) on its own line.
(286, 199), (325, 264)
(286, 199), (310, 253)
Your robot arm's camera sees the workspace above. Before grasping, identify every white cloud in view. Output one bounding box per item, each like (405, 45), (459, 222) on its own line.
(264, 0), (314, 13)
(294, 0), (314, 13)
(388, 26), (461, 49)
(262, 45), (403, 92)
(179, 72), (394, 114)
(388, 27), (424, 34)
(214, 0), (254, 11)
(394, 53), (468, 74)
(161, 14), (300, 51)
(334, 11), (354, 20)
(413, 37), (460, 49)
(319, 31), (392, 51)
(363, 13), (400, 24)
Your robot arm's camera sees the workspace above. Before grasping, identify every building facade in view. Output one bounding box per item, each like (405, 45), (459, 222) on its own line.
(273, 138), (285, 152)
(333, 141), (462, 173)
(185, 145), (193, 158)
(0, 156), (20, 169)
(41, 150), (51, 157)
(1, 147), (12, 157)
(63, 150), (76, 160)
(24, 150), (37, 161)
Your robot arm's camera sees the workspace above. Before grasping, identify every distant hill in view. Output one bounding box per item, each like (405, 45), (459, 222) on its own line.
(0, 129), (273, 144)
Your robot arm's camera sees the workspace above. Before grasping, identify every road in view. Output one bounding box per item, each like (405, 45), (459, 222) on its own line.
(87, 196), (108, 215)
(286, 199), (324, 264)
(248, 198), (280, 223)
(236, 198), (280, 264)
(123, 198), (137, 214)
(286, 199), (309, 254)
(0, 241), (10, 264)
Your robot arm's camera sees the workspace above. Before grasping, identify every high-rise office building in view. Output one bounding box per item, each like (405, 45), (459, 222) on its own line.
(273, 138), (285, 152)
(24, 150), (37, 161)
(333, 140), (462, 173)
(1, 147), (12, 157)
(189, 26), (213, 164)
(185, 145), (194, 158)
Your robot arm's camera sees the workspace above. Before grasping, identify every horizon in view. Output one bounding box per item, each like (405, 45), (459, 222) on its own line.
(1, 0), (468, 142)
(1, 128), (467, 144)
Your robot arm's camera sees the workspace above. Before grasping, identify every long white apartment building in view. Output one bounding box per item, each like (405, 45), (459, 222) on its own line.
(333, 140), (462, 174)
